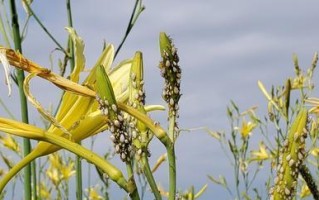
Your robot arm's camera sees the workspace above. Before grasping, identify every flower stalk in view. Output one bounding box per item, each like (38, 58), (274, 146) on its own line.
(159, 32), (181, 200)
(8, 0), (32, 199)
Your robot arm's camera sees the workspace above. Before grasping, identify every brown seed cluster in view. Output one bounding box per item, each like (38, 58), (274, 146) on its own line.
(269, 127), (308, 200)
(159, 40), (181, 118)
(97, 96), (132, 162)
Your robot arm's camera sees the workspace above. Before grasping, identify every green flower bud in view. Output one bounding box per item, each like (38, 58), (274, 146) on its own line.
(159, 32), (181, 118)
(96, 65), (132, 162)
(270, 108), (308, 200)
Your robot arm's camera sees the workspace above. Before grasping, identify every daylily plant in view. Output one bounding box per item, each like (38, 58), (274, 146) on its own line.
(0, 30), (182, 200)
(0, 29), (138, 195)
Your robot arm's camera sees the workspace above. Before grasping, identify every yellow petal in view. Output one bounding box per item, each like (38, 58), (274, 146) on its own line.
(0, 117), (44, 139)
(66, 27), (85, 83)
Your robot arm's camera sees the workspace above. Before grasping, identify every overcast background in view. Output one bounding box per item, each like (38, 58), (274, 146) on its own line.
(1, 1), (319, 199)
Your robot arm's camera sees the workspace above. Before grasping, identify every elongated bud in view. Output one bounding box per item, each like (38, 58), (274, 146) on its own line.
(270, 108), (308, 200)
(96, 65), (132, 162)
(283, 79), (291, 118)
(159, 32), (181, 118)
(127, 52), (152, 159)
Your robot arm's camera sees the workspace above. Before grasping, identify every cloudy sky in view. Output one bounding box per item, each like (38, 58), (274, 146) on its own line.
(1, 1), (319, 199)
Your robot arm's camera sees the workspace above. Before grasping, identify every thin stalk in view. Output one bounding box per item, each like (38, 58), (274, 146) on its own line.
(299, 164), (319, 200)
(21, 0), (68, 55)
(0, 8), (11, 47)
(0, 98), (15, 119)
(166, 143), (176, 200)
(31, 161), (37, 200)
(114, 0), (144, 59)
(141, 155), (162, 200)
(126, 162), (141, 200)
(167, 115), (177, 200)
(75, 156), (83, 200)
(66, 0), (74, 71)
(9, 0), (32, 199)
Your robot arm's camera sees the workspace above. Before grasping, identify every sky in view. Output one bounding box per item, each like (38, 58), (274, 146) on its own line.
(1, 1), (319, 199)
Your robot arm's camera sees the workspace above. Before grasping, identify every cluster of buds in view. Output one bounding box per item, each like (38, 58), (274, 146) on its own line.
(127, 52), (152, 160)
(96, 65), (132, 162)
(269, 109), (308, 200)
(159, 32), (181, 118)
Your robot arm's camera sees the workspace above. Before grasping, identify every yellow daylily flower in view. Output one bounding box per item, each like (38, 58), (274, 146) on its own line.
(48, 153), (62, 169)
(60, 161), (76, 181)
(86, 185), (103, 200)
(47, 152), (75, 182)
(0, 32), (133, 192)
(250, 142), (269, 162)
(0, 134), (20, 153)
(240, 120), (256, 138)
(38, 182), (51, 200)
(46, 167), (60, 187)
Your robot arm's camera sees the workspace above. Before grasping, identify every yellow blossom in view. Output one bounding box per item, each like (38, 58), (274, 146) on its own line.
(46, 167), (60, 187)
(86, 186), (103, 200)
(60, 161), (76, 181)
(48, 153), (62, 169)
(250, 142), (269, 162)
(0, 134), (20, 153)
(0, 38), (132, 193)
(300, 184), (311, 198)
(291, 75), (305, 89)
(310, 147), (319, 157)
(38, 182), (51, 200)
(240, 120), (256, 138)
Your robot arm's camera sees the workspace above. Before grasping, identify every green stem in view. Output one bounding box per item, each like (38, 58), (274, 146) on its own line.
(0, 150), (38, 194)
(299, 164), (319, 200)
(126, 161), (140, 200)
(118, 103), (171, 147)
(43, 134), (130, 192)
(114, 0), (144, 59)
(9, 0), (32, 199)
(31, 161), (37, 200)
(167, 114), (177, 200)
(75, 151), (83, 200)
(66, 0), (74, 71)
(141, 155), (162, 200)
(166, 144), (176, 200)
